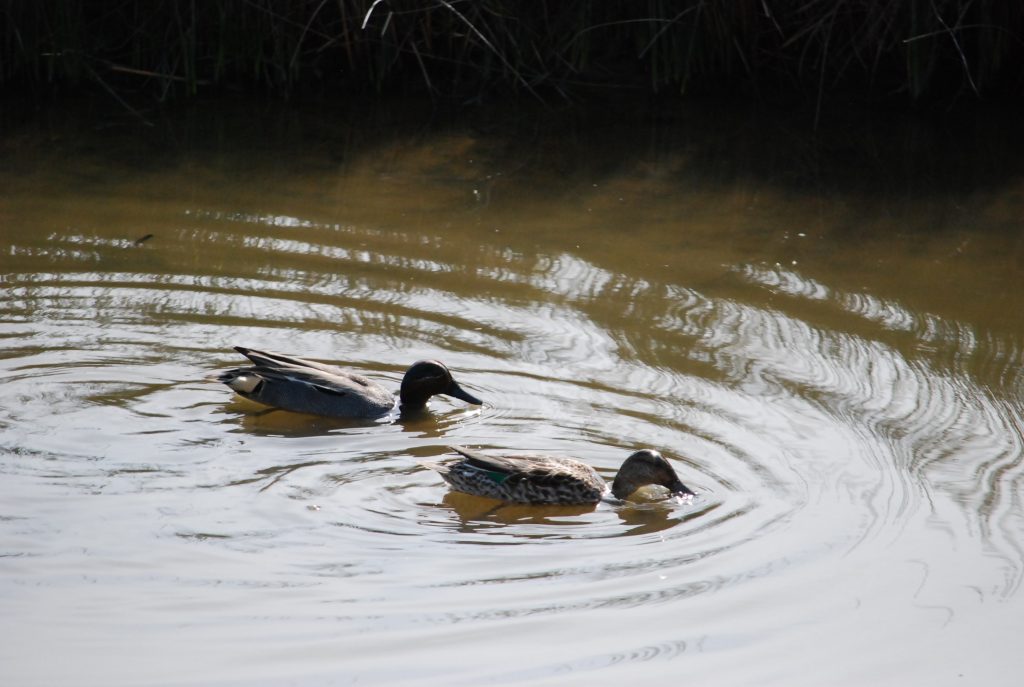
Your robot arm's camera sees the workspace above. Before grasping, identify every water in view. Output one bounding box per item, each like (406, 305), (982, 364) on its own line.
(2, 102), (1023, 686)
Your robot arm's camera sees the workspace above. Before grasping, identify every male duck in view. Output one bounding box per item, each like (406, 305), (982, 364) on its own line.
(426, 445), (694, 505)
(217, 346), (483, 419)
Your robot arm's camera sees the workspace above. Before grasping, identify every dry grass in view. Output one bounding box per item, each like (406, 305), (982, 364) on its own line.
(2, 0), (1021, 103)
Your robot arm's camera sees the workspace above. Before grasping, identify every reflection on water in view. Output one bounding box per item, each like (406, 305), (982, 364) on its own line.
(1, 102), (1023, 685)
(433, 489), (710, 539)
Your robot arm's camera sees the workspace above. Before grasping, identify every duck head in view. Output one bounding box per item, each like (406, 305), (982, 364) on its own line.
(610, 449), (694, 500)
(399, 360), (483, 410)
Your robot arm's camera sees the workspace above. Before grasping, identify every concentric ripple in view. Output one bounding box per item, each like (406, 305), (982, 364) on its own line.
(2, 119), (1023, 686)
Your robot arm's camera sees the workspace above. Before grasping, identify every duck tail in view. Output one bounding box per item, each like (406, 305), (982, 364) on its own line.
(215, 368), (263, 394)
(419, 460), (450, 477)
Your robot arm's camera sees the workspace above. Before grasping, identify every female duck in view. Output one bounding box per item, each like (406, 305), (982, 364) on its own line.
(426, 446), (694, 505)
(217, 346), (483, 419)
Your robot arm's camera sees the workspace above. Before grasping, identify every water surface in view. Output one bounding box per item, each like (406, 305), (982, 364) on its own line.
(1, 102), (1023, 686)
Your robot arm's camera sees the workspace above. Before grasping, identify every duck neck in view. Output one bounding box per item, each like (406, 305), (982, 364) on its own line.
(398, 391), (428, 410)
(610, 474), (637, 500)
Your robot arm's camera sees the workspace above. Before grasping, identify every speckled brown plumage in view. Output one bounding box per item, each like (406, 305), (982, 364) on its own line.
(426, 446), (694, 505)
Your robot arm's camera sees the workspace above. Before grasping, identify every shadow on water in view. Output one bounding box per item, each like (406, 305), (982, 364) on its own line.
(4, 96), (1023, 202)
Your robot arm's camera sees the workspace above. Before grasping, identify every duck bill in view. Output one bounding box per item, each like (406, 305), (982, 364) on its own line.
(445, 380), (483, 406)
(670, 479), (695, 498)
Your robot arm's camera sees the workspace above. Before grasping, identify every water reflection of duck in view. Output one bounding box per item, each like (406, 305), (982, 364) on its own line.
(438, 489), (689, 536)
(216, 346), (483, 419)
(425, 445), (694, 505)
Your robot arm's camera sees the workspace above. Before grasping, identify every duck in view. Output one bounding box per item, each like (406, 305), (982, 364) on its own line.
(217, 346), (483, 419)
(425, 445), (694, 505)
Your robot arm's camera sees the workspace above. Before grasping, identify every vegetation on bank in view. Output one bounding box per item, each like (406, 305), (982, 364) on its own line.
(2, 0), (1021, 104)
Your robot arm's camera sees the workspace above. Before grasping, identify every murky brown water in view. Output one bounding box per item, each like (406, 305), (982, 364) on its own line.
(2, 101), (1023, 686)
